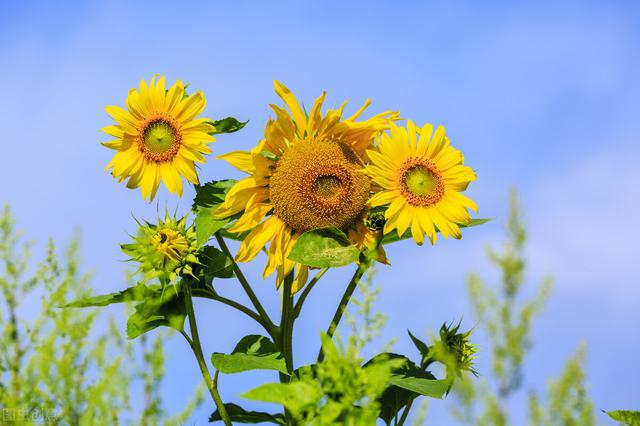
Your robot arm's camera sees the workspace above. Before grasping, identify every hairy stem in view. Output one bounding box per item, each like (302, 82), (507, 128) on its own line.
(182, 283), (231, 426)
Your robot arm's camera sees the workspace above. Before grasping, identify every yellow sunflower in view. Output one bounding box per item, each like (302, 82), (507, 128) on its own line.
(102, 76), (215, 201)
(216, 81), (399, 292)
(366, 121), (478, 245)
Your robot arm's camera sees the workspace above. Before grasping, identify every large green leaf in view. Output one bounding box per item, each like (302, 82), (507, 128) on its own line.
(200, 246), (234, 280)
(209, 403), (285, 424)
(211, 335), (288, 374)
(209, 117), (248, 135)
(242, 381), (322, 419)
(388, 375), (448, 399)
(192, 180), (238, 245)
(381, 218), (491, 245)
(364, 353), (423, 425)
(288, 227), (359, 268)
(64, 283), (157, 308)
(606, 410), (640, 426)
(126, 287), (186, 339)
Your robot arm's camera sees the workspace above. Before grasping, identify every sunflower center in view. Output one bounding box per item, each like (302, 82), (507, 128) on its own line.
(138, 115), (183, 162)
(312, 176), (342, 198)
(144, 120), (176, 152)
(398, 159), (445, 207)
(269, 139), (371, 232)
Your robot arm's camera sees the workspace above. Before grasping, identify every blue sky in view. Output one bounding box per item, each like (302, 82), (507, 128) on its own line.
(1, 0), (639, 423)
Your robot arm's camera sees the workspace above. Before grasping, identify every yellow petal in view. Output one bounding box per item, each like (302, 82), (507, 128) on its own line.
(160, 162), (184, 197)
(273, 81), (307, 134)
(236, 216), (281, 263)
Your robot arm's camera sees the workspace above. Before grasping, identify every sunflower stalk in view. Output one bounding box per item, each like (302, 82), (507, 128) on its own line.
(279, 272), (297, 424)
(181, 281), (232, 426)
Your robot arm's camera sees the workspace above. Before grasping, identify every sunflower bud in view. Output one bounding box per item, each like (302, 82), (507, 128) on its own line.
(121, 212), (199, 286)
(427, 321), (477, 380)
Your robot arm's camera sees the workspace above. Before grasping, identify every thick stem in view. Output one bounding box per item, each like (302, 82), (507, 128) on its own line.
(279, 273), (296, 425)
(215, 233), (276, 332)
(317, 260), (369, 363)
(279, 273), (295, 378)
(182, 283), (232, 426)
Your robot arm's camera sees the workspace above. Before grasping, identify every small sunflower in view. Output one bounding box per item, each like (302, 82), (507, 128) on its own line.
(102, 76), (215, 201)
(216, 81), (399, 292)
(122, 212), (199, 285)
(366, 121), (478, 245)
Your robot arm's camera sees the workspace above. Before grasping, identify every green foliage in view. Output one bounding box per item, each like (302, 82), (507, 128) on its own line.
(288, 226), (360, 268)
(126, 287), (186, 339)
(199, 245), (234, 280)
(446, 190), (595, 426)
(0, 205), (204, 424)
(211, 335), (288, 374)
(210, 403), (286, 424)
(605, 410), (640, 426)
(192, 179), (239, 245)
(528, 345), (594, 426)
(209, 117), (249, 135)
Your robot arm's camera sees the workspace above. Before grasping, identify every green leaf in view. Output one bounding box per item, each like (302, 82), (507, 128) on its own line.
(605, 410), (640, 426)
(192, 180), (238, 245)
(242, 381), (322, 418)
(381, 218), (491, 245)
(209, 403), (285, 424)
(126, 287), (186, 339)
(210, 117), (249, 135)
(200, 246), (234, 280)
(388, 375), (448, 399)
(193, 180), (238, 209)
(364, 353), (423, 425)
(195, 208), (230, 246)
(63, 283), (158, 308)
(407, 330), (430, 367)
(288, 227), (359, 268)
(211, 335), (288, 374)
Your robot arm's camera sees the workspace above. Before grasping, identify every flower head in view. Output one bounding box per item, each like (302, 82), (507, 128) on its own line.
(366, 121), (478, 245)
(216, 81), (398, 292)
(429, 321), (477, 377)
(102, 76), (215, 201)
(122, 212), (199, 285)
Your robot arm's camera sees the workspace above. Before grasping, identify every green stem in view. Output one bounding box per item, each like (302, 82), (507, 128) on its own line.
(280, 273), (295, 377)
(317, 260), (370, 363)
(293, 267), (328, 319)
(215, 232), (276, 333)
(397, 397), (415, 425)
(192, 287), (277, 339)
(182, 283), (232, 426)
(279, 272), (296, 425)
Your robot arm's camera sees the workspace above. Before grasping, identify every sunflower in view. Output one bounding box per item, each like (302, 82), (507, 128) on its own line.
(365, 121), (477, 245)
(216, 81), (399, 292)
(122, 212), (199, 285)
(102, 76), (215, 201)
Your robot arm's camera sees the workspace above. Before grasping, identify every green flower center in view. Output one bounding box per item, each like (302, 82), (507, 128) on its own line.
(397, 159), (445, 207)
(143, 119), (177, 153)
(312, 175), (343, 198)
(405, 166), (438, 196)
